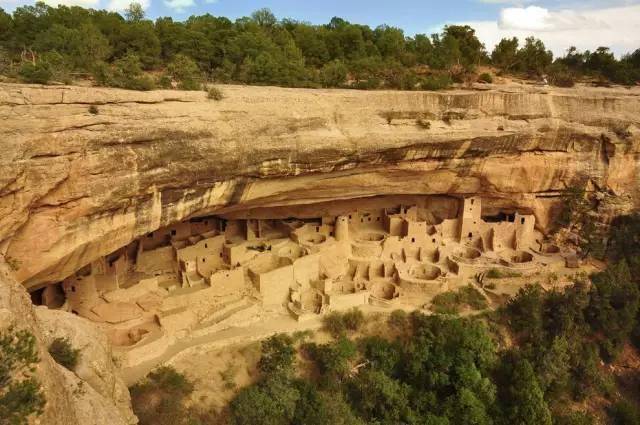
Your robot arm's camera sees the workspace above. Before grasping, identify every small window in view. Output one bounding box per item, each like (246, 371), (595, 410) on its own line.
(411, 238), (415, 243)
(316, 227), (320, 232)
(219, 253), (223, 257)
(361, 218), (363, 223)
(71, 286), (76, 293)
(521, 217), (525, 224)
(171, 230), (177, 236)
(205, 243), (208, 248)
(368, 217), (372, 222)
(202, 258), (206, 263)
(349, 215), (352, 219)
(147, 233), (153, 238)
(330, 232), (334, 237)
(204, 220), (208, 225)
(432, 238), (436, 243)
(468, 232), (473, 238)
(376, 217), (380, 221)
(471, 199), (475, 205)
(72, 310), (79, 315)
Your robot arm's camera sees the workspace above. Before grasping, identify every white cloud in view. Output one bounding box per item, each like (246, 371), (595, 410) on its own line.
(106, 0), (150, 11)
(163, 0), (192, 10)
(456, 4), (640, 57)
(41, 0), (100, 6)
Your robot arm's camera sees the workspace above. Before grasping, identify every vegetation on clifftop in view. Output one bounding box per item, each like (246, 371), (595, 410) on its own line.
(0, 3), (638, 89)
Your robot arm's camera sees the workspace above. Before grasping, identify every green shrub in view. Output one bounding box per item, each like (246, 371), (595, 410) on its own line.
(420, 74), (452, 91)
(130, 366), (196, 425)
(258, 334), (295, 377)
(609, 400), (640, 425)
(431, 285), (488, 314)
(18, 62), (52, 84)
(167, 54), (202, 90)
(88, 105), (99, 115)
(321, 60), (348, 87)
(342, 308), (364, 331)
(478, 72), (493, 83)
(485, 268), (522, 279)
(388, 309), (408, 331)
(48, 337), (80, 370)
(207, 86), (224, 101)
(323, 311), (347, 338)
(0, 327), (45, 425)
(98, 54), (155, 91)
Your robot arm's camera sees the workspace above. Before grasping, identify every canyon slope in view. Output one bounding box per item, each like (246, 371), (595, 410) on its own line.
(1, 83), (639, 289)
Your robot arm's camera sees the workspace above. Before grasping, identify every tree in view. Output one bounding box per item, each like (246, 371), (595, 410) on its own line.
(441, 25), (486, 70)
(167, 54), (202, 90)
(125, 2), (144, 22)
(251, 8), (276, 27)
(492, 37), (519, 71)
(497, 353), (552, 425)
(258, 334), (296, 377)
(320, 60), (347, 87)
(517, 37), (552, 76)
(230, 375), (300, 425)
(348, 369), (412, 423)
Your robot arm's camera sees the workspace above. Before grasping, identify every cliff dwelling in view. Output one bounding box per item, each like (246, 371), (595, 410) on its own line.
(27, 194), (577, 363)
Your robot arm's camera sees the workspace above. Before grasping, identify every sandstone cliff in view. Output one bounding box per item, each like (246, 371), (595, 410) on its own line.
(0, 261), (135, 424)
(0, 83), (639, 289)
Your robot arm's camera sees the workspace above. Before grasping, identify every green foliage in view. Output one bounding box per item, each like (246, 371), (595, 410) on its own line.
(431, 284), (488, 314)
(18, 60), (51, 84)
(98, 53), (155, 90)
(323, 311), (347, 338)
(305, 337), (357, 387)
(347, 368), (411, 423)
(48, 337), (80, 370)
(0, 4), (636, 90)
(420, 74), (452, 90)
(387, 309), (409, 332)
(485, 268), (521, 279)
(491, 37), (519, 71)
(478, 72), (493, 83)
(0, 327), (45, 425)
(320, 60), (347, 87)
(258, 334), (295, 377)
(206, 86), (223, 100)
(496, 353), (552, 425)
(342, 308), (364, 331)
(609, 400), (640, 425)
(230, 374), (299, 425)
(130, 366), (197, 425)
(167, 53), (202, 90)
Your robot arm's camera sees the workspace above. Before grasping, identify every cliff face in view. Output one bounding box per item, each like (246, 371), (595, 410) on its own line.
(1, 83), (639, 289)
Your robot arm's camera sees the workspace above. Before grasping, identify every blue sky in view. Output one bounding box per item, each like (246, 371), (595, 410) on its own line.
(1, 0), (639, 55)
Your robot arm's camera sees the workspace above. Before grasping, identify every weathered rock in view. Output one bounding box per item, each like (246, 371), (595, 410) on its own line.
(0, 260), (134, 424)
(0, 83), (639, 288)
(35, 307), (136, 424)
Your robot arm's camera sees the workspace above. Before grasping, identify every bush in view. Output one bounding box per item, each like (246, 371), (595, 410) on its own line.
(0, 328), (45, 425)
(167, 54), (202, 90)
(48, 337), (80, 370)
(321, 60), (348, 87)
(130, 366), (197, 425)
(18, 61), (52, 84)
(431, 285), (488, 314)
(88, 105), (99, 115)
(342, 308), (364, 331)
(97, 54), (156, 91)
(323, 311), (347, 338)
(549, 63), (576, 87)
(258, 334), (295, 377)
(388, 309), (408, 331)
(609, 400), (640, 425)
(478, 72), (493, 83)
(420, 74), (452, 91)
(207, 86), (224, 101)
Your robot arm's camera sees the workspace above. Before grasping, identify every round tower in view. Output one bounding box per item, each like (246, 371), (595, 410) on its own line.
(335, 215), (349, 241)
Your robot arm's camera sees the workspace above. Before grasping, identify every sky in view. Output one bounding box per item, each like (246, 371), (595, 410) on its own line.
(1, 0), (639, 56)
